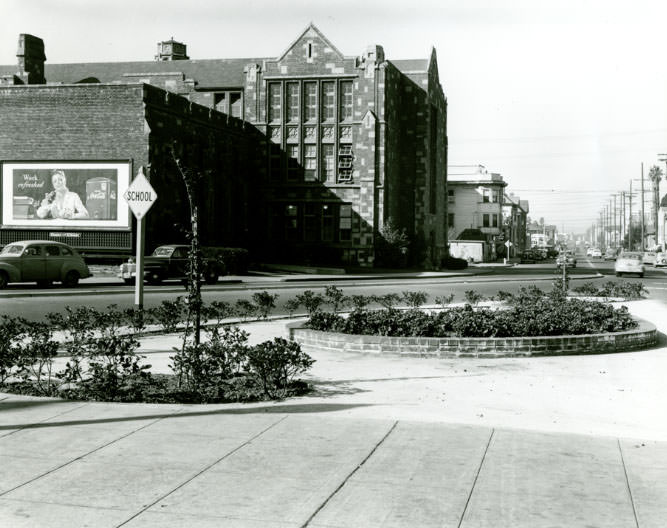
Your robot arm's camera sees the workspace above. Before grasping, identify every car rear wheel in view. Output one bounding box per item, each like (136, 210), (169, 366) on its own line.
(146, 271), (163, 285)
(639, 273), (644, 278)
(0, 271), (8, 289)
(123, 278), (135, 285)
(204, 268), (219, 285)
(62, 270), (80, 287)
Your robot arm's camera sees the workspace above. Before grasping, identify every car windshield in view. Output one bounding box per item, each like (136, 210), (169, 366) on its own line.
(152, 247), (175, 257)
(0, 244), (24, 255)
(621, 253), (642, 260)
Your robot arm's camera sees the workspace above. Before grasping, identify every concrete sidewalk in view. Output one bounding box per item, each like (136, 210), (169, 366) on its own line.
(1, 300), (666, 527)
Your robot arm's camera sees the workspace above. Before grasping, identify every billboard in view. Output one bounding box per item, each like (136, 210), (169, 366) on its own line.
(1, 162), (131, 229)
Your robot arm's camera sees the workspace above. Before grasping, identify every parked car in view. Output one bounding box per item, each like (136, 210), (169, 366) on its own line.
(604, 247), (619, 260)
(0, 240), (91, 289)
(654, 252), (667, 268)
(643, 251), (657, 265)
(520, 249), (542, 263)
(118, 244), (224, 285)
(556, 250), (577, 269)
(615, 251), (644, 277)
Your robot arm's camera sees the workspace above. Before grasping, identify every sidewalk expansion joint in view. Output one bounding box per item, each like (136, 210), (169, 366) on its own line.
(114, 414), (289, 528)
(457, 428), (495, 528)
(300, 420), (399, 528)
(0, 407), (184, 497)
(617, 439), (640, 528)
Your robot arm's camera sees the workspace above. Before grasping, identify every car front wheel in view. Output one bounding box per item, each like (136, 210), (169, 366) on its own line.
(62, 270), (80, 287)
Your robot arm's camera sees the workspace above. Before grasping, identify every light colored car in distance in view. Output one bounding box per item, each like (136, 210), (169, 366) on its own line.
(654, 252), (667, 268)
(643, 251), (657, 265)
(588, 247), (602, 258)
(615, 251), (644, 278)
(0, 240), (92, 288)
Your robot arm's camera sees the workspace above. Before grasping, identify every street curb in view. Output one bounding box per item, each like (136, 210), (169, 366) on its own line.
(0, 271), (493, 298)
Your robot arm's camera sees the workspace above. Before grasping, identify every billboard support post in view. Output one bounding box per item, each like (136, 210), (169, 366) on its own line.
(123, 166), (157, 310)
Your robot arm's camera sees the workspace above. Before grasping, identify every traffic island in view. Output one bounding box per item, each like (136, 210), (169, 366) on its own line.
(288, 318), (657, 358)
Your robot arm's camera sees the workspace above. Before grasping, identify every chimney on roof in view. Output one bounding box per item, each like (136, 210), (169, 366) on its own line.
(155, 38), (189, 61)
(17, 34), (46, 84)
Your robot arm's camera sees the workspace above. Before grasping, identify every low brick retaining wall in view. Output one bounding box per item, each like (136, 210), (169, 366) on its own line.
(288, 319), (657, 358)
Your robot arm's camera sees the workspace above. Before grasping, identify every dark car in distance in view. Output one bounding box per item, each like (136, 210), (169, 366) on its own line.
(0, 240), (92, 288)
(118, 244), (223, 285)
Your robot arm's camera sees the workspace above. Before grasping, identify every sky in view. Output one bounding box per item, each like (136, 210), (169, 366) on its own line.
(2, 0), (667, 234)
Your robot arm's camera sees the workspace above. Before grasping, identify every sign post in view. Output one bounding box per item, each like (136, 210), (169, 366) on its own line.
(504, 240), (513, 265)
(123, 166), (157, 309)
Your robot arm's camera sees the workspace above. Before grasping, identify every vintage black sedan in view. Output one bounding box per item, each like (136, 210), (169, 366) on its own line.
(0, 240), (92, 288)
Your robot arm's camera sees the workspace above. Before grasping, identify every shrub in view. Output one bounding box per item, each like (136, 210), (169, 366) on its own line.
(0, 315), (28, 384)
(572, 282), (600, 296)
(235, 299), (256, 321)
(14, 321), (59, 395)
(374, 217), (409, 268)
(295, 290), (325, 316)
(305, 296), (637, 338)
(434, 294), (455, 308)
(401, 291), (428, 309)
(150, 297), (186, 333)
(375, 293), (400, 310)
(463, 290), (483, 306)
(202, 300), (234, 325)
(324, 285), (348, 314)
(284, 298), (301, 318)
(246, 338), (315, 398)
(252, 291), (279, 319)
(348, 294), (372, 312)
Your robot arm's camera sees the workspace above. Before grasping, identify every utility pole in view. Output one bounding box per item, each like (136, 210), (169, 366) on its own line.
(641, 162), (645, 251)
(613, 194), (618, 248)
(629, 180), (633, 251)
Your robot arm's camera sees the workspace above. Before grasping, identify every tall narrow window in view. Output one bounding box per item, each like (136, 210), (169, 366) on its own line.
(322, 81), (335, 122)
(268, 83), (281, 123)
(483, 214), (490, 228)
(492, 214), (499, 228)
(269, 144), (282, 181)
(285, 204), (299, 241)
(339, 81), (353, 121)
(304, 144), (317, 181)
(448, 213), (454, 226)
(448, 189), (455, 203)
(304, 82), (317, 122)
(321, 144), (335, 183)
(230, 92), (242, 118)
(304, 203), (319, 241)
(322, 204), (334, 241)
(287, 144), (300, 182)
(339, 204), (352, 241)
(338, 144), (353, 182)
(482, 188), (490, 203)
(287, 83), (299, 123)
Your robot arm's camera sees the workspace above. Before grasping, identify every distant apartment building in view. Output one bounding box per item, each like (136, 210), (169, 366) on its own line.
(527, 221), (557, 249)
(447, 165), (507, 260)
(502, 193), (528, 258)
(0, 25), (448, 267)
